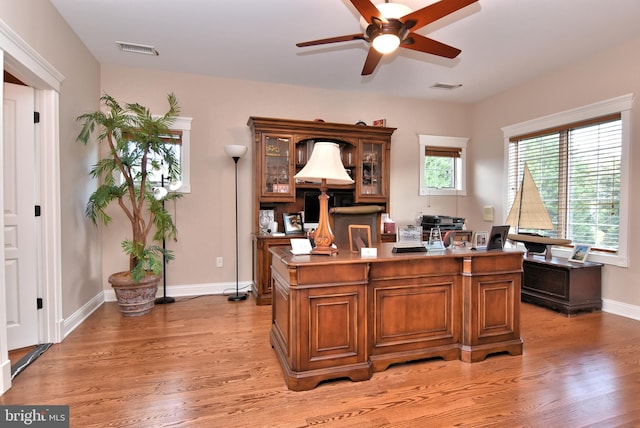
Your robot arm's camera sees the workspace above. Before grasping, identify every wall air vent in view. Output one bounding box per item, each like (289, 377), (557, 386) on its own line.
(431, 82), (463, 90)
(116, 41), (159, 56)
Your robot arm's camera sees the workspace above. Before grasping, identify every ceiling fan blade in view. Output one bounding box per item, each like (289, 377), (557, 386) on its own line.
(350, 0), (386, 24)
(402, 33), (461, 59)
(296, 33), (365, 48)
(401, 0), (478, 32)
(361, 47), (384, 75)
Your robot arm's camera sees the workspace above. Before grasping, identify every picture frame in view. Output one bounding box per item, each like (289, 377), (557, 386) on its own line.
(472, 231), (489, 250)
(487, 225), (510, 250)
(349, 225), (372, 252)
(282, 212), (303, 234)
(569, 244), (591, 263)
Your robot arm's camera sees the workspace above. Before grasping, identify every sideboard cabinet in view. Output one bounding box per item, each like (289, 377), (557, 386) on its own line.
(248, 117), (396, 304)
(522, 255), (602, 316)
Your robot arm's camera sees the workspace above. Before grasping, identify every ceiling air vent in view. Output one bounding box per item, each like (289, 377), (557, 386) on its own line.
(116, 41), (159, 56)
(431, 82), (462, 90)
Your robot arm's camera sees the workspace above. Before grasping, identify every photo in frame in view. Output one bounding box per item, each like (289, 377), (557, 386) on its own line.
(349, 225), (372, 252)
(487, 225), (510, 250)
(569, 244), (591, 263)
(472, 231), (489, 250)
(282, 212), (304, 234)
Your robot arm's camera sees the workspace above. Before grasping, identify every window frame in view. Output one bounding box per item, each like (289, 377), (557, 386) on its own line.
(123, 116), (192, 193)
(418, 134), (468, 196)
(502, 94), (633, 267)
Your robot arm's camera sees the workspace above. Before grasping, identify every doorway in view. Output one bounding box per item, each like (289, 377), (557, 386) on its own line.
(1, 22), (64, 394)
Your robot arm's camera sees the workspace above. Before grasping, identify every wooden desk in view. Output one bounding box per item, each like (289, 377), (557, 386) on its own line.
(270, 244), (524, 391)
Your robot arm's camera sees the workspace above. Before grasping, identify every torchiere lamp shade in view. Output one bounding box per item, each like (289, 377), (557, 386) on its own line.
(224, 144), (248, 159)
(294, 142), (353, 255)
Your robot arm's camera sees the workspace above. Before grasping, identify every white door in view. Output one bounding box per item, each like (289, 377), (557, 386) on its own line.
(3, 82), (38, 350)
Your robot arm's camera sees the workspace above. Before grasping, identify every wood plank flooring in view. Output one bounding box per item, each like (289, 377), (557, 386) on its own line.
(1, 296), (639, 427)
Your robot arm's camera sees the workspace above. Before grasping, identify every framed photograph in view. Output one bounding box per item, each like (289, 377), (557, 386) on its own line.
(283, 212), (303, 234)
(487, 225), (510, 251)
(349, 225), (372, 252)
(259, 209), (275, 234)
(569, 244), (591, 263)
(472, 231), (489, 250)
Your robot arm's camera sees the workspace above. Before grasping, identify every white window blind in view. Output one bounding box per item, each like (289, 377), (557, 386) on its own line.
(508, 113), (622, 252)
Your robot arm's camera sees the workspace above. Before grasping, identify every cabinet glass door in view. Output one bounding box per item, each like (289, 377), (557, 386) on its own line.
(359, 140), (384, 199)
(262, 135), (294, 199)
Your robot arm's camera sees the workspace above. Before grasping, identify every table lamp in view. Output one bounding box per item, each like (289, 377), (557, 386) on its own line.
(294, 142), (354, 255)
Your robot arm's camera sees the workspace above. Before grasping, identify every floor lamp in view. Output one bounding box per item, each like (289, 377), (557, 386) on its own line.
(225, 144), (249, 301)
(154, 174), (182, 305)
(294, 142), (353, 255)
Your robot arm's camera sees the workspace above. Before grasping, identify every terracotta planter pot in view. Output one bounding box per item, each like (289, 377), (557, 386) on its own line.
(108, 271), (161, 317)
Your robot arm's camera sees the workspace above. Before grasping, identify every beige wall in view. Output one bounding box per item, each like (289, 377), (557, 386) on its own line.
(0, 0), (102, 318)
(100, 65), (472, 288)
(470, 36), (640, 308)
(3, 0), (638, 319)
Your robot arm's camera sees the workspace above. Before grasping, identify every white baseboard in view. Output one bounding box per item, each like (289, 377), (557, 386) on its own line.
(102, 281), (252, 302)
(602, 298), (640, 321)
(63, 291), (105, 339)
(0, 357), (11, 395)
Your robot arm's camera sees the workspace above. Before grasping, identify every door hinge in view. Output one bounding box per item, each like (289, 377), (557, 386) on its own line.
(37, 298), (43, 310)
(35, 205), (41, 217)
(34, 111), (40, 124)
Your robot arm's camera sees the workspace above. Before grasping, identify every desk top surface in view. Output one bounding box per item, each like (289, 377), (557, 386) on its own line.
(271, 242), (523, 267)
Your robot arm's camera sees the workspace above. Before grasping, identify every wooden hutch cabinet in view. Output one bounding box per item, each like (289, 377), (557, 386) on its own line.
(248, 117), (396, 304)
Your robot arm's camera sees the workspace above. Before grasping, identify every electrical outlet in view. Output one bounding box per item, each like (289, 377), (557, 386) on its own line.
(216, 257), (223, 268)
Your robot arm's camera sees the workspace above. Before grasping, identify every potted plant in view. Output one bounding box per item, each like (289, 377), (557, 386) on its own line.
(76, 93), (182, 316)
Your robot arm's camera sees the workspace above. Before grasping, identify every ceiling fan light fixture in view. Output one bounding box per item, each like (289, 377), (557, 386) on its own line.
(359, 2), (413, 29)
(372, 33), (401, 54)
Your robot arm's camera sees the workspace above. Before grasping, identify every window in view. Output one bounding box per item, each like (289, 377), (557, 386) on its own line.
(502, 95), (632, 266)
(126, 116), (192, 192)
(419, 135), (468, 196)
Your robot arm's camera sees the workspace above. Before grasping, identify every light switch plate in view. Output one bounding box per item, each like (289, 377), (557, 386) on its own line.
(483, 206), (494, 222)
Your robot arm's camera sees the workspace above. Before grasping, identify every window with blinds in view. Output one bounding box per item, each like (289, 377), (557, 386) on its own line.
(123, 116), (192, 192)
(508, 113), (622, 251)
(419, 135), (468, 196)
(424, 146), (461, 189)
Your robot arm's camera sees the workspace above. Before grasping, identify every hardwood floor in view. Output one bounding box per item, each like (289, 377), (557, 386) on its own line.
(1, 296), (640, 427)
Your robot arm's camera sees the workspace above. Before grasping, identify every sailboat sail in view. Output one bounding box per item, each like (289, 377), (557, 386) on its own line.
(505, 164), (554, 231)
(506, 164), (571, 254)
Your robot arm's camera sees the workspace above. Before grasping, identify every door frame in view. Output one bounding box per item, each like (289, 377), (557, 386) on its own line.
(0, 20), (64, 394)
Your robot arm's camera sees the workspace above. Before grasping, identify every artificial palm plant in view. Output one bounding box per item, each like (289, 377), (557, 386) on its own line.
(77, 93), (182, 283)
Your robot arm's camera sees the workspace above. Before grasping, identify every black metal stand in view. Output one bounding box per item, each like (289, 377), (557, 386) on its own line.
(156, 174), (175, 304)
(229, 156), (247, 302)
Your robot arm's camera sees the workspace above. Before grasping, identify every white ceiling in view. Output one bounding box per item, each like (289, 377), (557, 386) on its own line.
(50, 0), (640, 104)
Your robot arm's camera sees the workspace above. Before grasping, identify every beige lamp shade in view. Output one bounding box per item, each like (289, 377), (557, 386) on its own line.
(294, 142), (354, 185)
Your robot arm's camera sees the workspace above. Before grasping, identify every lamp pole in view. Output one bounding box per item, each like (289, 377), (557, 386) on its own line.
(156, 173), (175, 304)
(225, 145), (249, 301)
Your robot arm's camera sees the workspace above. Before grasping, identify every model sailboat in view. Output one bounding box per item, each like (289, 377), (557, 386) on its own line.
(506, 164), (570, 259)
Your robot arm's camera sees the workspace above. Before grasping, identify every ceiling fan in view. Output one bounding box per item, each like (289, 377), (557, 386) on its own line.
(296, 0), (478, 75)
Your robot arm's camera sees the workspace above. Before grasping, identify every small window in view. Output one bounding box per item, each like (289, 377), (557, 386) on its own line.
(126, 116), (192, 193)
(419, 135), (468, 196)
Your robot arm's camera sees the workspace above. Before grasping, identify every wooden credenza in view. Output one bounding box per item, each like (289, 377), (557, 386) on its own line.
(269, 244), (524, 391)
(522, 255), (602, 316)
